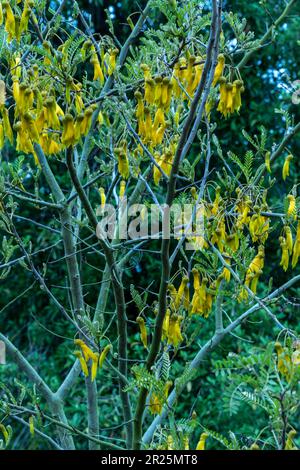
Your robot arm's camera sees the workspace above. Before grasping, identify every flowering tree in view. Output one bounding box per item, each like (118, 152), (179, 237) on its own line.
(0, 0), (299, 451)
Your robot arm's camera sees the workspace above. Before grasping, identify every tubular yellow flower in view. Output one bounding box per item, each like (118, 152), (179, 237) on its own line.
(279, 236), (289, 271)
(140, 63), (151, 79)
(161, 77), (170, 108)
(292, 222), (300, 268)
(248, 246), (265, 275)
(137, 316), (148, 348)
(44, 97), (61, 129)
(154, 76), (163, 104)
(167, 314), (183, 347)
(221, 254), (231, 282)
(162, 309), (171, 341)
(74, 114), (84, 140)
(213, 54), (225, 86)
(1, 108), (13, 144)
(144, 78), (155, 104)
(226, 233), (239, 252)
(191, 57), (203, 94)
(287, 194), (296, 220)
(186, 56), (196, 93)
(91, 353), (99, 382)
(43, 41), (52, 66)
(29, 416), (35, 436)
(282, 154), (293, 181)
(175, 276), (189, 309)
(99, 344), (112, 368)
(284, 226), (293, 255)
(217, 76), (227, 115)
(91, 56), (104, 84)
(168, 284), (177, 311)
(107, 48), (118, 75)
(119, 180), (126, 200)
(153, 108), (165, 130)
(196, 432), (209, 450)
(98, 187), (106, 210)
(275, 341), (292, 380)
(22, 112), (39, 142)
(3, 1), (16, 42)
(74, 339), (97, 363)
(80, 107), (94, 136)
(12, 76), (20, 106)
(116, 148), (129, 179)
(232, 80), (243, 112)
(225, 82), (233, 114)
(20, 4), (32, 35)
(74, 351), (89, 377)
(265, 151), (271, 173)
(135, 91), (144, 120)
(62, 114), (76, 147)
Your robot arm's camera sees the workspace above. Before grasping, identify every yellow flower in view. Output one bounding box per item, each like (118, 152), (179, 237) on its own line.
(99, 187), (106, 209)
(1, 107), (13, 144)
(279, 236), (289, 272)
(213, 54), (225, 86)
(153, 151), (173, 185)
(29, 416), (35, 436)
(119, 180), (126, 200)
(107, 48), (118, 75)
(221, 254), (231, 282)
(282, 154), (293, 181)
(287, 194), (296, 220)
(162, 308), (171, 341)
(144, 78), (155, 104)
(62, 114), (76, 147)
(265, 151), (271, 173)
(3, 1), (16, 42)
(74, 350), (89, 377)
(149, 381), (172, 415)
(196, 432), (209, 450)
(232, 80), (243, 112)
(116, 148), (129, 179)
(91, 353), (99, 382)
(44, 97), (61, 129)
(74, 339), (97, 362)
(284, 226), (293, 255)
(91, 56), (104, 84)
(22, 112), (40, 142)
(167, 314), (183, 347)
(137, 316), (147, 348)
(175, 276), (189, 309)
(99, 344), (112, 368)
(20, 3), (32, 35)
(81, 107), (94, 136)
(292, 222), (300, 268)
(274, 342), (292, 381)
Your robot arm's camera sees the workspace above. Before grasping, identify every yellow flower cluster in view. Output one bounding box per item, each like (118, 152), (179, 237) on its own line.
(217, 77), (244, 118)
(191, 269), (215, 317)
(238, 246), (265, 302)
(1, 0), (33, 43)
(74, 339), (111, 382)
(149, 380), (172, 415)
(274, 341), (300, 382)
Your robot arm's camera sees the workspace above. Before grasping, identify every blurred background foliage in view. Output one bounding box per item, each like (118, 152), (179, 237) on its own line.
(0, 0), (300, 449)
